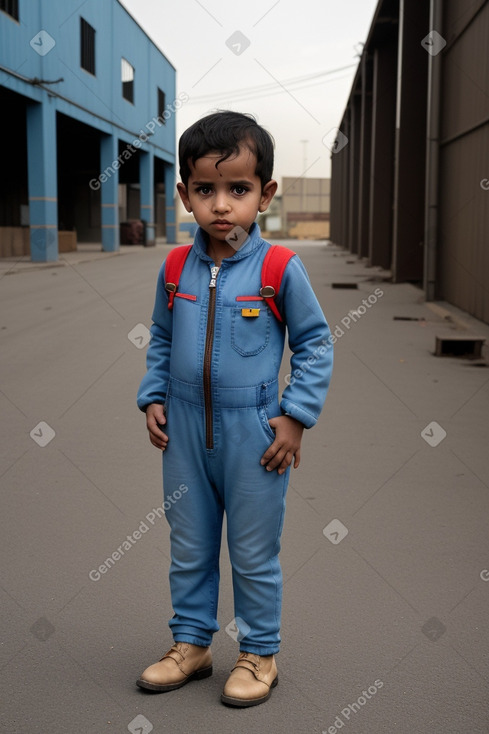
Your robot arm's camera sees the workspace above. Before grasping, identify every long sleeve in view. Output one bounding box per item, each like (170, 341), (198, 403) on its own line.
(136, 261), (173, 411)
(277, 255), (333, 428)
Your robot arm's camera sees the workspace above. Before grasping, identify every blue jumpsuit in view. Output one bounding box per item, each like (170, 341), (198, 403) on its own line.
(137, 224), (333, 656)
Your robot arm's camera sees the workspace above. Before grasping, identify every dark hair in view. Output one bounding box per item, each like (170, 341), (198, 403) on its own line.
(178, 111), (274, 189)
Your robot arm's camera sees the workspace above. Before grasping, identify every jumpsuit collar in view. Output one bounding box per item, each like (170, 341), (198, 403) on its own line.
(192, 222), (264, 264)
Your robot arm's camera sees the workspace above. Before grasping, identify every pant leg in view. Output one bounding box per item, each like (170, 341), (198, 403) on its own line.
(217, 405), (290, 656)
(162, 394), (224, 647)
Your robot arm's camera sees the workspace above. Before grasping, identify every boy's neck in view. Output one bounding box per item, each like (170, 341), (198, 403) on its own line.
(205, 236), (238, 266)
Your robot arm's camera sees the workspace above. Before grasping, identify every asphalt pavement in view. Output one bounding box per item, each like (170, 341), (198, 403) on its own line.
(1, 240), (488, 734)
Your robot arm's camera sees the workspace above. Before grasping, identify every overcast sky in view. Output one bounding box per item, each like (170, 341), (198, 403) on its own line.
(120, 0), (379, 190)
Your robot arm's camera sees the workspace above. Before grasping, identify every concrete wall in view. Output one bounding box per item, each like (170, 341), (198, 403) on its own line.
(281, 177), (330, 238)
(282, 177), (330, 216)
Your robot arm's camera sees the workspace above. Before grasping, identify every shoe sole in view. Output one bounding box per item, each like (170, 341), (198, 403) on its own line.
(221, 675), (278, 707)
(136, 665), (213, 692)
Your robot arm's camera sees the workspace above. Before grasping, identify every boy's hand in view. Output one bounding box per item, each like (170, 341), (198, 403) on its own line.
(145, 403), (169, 451)
(260, 415), (304, 475)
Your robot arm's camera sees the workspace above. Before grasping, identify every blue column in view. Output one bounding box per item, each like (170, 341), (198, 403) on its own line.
(164, 163), (176, 243)
(100, 134), (119, 252)
(26, 101), (58, 262)
(140, 150), (155, 246)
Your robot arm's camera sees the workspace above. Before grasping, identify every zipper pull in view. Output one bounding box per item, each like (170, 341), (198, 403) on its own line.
(209, 265), (219, 288)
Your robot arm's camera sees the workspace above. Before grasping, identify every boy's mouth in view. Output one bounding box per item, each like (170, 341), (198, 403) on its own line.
(211, 219), (234, 230)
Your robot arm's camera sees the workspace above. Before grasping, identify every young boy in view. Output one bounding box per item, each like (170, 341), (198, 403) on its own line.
(136, 111), (333, 707)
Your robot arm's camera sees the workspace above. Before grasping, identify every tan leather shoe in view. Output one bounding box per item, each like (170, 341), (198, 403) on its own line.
(221, 652), (278, 707)
(136, 642), (212, 692)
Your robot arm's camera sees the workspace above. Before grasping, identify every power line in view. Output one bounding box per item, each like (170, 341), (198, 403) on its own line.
(209, 72), (354, 105)
(188, 63), (356, 102)
(187, 63), (357, 105)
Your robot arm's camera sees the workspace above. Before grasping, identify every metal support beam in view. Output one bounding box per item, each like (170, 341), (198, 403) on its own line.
(392, 0), (430, 282)
(368, 38), (398, 270)
(423, 0), (443, 300)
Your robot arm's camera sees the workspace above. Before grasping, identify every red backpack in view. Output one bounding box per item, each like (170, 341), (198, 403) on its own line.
(164, 244), (295, 323)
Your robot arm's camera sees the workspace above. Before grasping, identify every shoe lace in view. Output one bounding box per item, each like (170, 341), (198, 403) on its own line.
(162, 642), (186, 662)
(238, 652), (260, 671)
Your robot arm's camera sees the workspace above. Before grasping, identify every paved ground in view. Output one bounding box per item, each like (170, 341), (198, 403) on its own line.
(1, 240), (488, 734)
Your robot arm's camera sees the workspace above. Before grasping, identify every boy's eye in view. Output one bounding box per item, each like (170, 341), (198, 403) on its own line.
(232, 185), (249, 196)
(196, 185), (213, 195)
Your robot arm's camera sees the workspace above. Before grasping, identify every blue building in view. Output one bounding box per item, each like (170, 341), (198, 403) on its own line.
(0, 0), (180, 261)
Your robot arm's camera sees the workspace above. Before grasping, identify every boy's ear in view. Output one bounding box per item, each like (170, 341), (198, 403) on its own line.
(258, 179), (278, 213)
(177, 182), (192, 212)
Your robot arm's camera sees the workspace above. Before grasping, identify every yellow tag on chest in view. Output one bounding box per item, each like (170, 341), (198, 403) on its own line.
(241, 308), (260, 317)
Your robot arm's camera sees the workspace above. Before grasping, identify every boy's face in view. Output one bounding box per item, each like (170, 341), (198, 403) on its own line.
(177, 146), (277, 251)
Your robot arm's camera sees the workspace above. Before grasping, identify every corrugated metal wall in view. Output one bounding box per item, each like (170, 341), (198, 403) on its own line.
(330, 0), (489, 324)
(437, 0), (489, 322)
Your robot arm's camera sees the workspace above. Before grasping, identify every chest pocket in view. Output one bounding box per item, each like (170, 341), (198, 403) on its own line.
(231, 306), (271, 356)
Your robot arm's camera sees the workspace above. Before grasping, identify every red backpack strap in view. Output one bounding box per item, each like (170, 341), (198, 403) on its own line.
(260, 245), (296, 322)
(164, 245), (193, 310)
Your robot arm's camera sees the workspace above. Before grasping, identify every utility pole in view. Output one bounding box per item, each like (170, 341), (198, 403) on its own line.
(300, 139), (308, 211)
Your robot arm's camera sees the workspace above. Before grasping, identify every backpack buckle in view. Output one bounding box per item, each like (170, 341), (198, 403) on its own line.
(260, 285), (275, 298)
(165, 282), (177, 293)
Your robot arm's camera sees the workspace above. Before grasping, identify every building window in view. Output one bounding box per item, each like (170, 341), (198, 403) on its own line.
(0, 0), (19, 20)
(80, 18), (95, 75)
(122, 58), (135, 103)
(157, 88), (166, 122)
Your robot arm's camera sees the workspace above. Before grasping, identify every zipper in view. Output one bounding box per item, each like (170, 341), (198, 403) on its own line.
(203, 265), (219, 449)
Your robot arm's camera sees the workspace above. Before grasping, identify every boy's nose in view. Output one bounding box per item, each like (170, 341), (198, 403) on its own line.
(213, 193), (231, 213)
